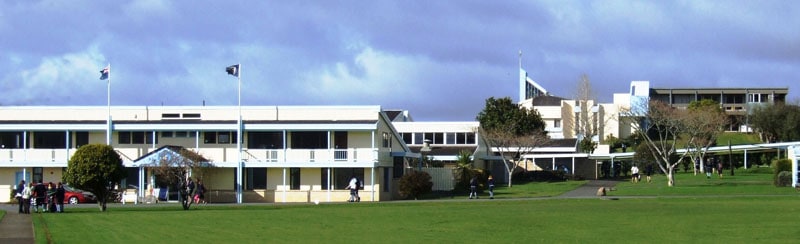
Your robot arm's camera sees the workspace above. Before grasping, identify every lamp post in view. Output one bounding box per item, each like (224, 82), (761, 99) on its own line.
(420, 139), (432, 170)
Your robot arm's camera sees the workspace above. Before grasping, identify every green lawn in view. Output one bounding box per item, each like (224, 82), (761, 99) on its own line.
(34, 197), (800, 243)
(31, 171), (800, 243)
(610, 170), (797, 196)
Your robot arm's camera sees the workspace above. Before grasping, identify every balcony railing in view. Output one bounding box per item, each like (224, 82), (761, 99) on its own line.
(0, 147), (381, 165)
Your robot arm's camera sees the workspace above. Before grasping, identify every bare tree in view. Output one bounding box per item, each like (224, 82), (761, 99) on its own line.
(623, 100), (691, 186)
(146, 146), (212, 210)
(684, 100), (729, 175)
(480, 128), (549, 187)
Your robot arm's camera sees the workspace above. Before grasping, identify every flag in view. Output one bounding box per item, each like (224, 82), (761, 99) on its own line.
(226, 64), (239, 77)
(99, 65), (110, 80)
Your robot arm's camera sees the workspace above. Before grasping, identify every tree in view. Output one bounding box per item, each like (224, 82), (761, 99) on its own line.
(477, 97), (548, 187)
(750, 103), (800, 143)
(454, 150), (475, 190)
(146, 146), (212, 210)
(63, 144), (126, 212)
(684, 99), (728, 175)
(622, 100), (691, 186)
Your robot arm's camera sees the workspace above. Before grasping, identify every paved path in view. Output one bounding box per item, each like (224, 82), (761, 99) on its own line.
(0, 203), (34, 244)
(557, 180), (621, 198)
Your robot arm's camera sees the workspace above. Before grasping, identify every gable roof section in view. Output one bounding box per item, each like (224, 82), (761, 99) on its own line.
(131, 145), (210, 167)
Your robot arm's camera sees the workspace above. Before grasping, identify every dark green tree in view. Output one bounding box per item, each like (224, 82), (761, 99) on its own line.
(477, 97), (548, 187)
(63, 144), (126, 212)
(453, 150), (475, 190)
(750, 103), (800, 143)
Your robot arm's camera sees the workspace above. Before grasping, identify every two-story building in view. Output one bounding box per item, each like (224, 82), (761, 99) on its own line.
(0, 105), (415, 203)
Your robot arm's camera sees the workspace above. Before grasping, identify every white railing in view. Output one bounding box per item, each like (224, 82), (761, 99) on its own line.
(0, 147), (382, 164)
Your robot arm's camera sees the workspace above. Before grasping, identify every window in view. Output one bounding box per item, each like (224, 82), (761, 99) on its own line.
(248, 132), (283, 149)
(162, 131), (195, 138)
(554, 119), (561, 128)
(204, 131), (237, 144)
(118, 131), (157, 145)
(321, 168), (330, 190)
(334, 168), (363, 190)
(400, 133), (413, 144)
(382, 132), (392, 148)
(413, 133), (423, 144)
(162, 113), (180, 118)
(74, 132), (89, 148)
(246, 168), (267, 190)
(393, 157), (404, 179)
(0, 132), (24, 149)
(33, 132), (67, 149)
(748, 93), (762, 103)
(290, 131), (327, 149)
(162, 131), (174, 137)
(33, 167), (43, 184)
(432, 133), (444, 144)
(290, 168), (301, 190)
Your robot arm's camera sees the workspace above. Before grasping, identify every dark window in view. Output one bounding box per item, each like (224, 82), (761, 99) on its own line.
(393, 157), (404, 178)
(413, 133), (423, 144)
(74, 132), (89, 148)
(465, 133), (476, 144)
(401, 133), (413, 144)
(321, 168), (330, 190)
(204, 132), (216, 143)
(247, 168), (267, 190)
(182, 113), (201, 118)
(0, 132), (24, 149)
(432, 133), (444, 144)
(382, 132), (391, 148)
(119, 132), (131, 144)
(33, 167), (43, 184)
(123, 167), (139, 189)
(334, 168), (363, 190)
(290, 131), (327, 149)
(162, 113), (180, 118)
(132, 132), (146, 144)
(162, 131), (174, 137)
(290, 168), (301, 190)
(33, 131), (67, 149)
(175, 131), (188, 137)
(247, 132), (283, 149)
(446, 133), (456, 144)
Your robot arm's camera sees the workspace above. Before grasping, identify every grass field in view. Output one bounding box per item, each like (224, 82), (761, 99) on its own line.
(30, 170), (800, 243)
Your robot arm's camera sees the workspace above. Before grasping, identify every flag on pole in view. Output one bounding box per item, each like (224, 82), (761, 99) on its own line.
(226, 64), (239, 77)
(99, 65), (110, 80)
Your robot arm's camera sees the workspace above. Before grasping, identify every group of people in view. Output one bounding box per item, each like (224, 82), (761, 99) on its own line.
(346, 176), (362, 202)
(630, 164), (655, 183)
(468, 174), (495, 199)
(184, 178), (207, 204)
(15, 180), (66, 214)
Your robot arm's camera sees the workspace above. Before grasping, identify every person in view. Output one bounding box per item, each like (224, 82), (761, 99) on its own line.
(717, 161), (724, 178)
(705, 158), (714, 179)
(645, 163), (654, 183)
(55, 182), (66, 213)
(46, 182), (56, 213)
(346, 176), (360, 202)
(33, 180), (47, 213)
(194, 179), (206, 204)
(21, 182), (33, 214)
(16, 180), (25, 213)
(184, 178), (195, 203)
(631, 165), (640, 183)
(487, 175), (495, 199)
(468, 175), (478, 199)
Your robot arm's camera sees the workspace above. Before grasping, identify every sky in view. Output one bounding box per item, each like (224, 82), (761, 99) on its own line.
(1, 1), (798, 121)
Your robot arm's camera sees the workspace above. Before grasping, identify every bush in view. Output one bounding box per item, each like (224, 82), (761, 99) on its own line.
(775, 171), (792, 187)
(398, 170), (433, 200)
(772, 159), (792, 186)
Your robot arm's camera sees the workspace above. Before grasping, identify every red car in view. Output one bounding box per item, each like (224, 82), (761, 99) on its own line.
(63, 185), (97, 204)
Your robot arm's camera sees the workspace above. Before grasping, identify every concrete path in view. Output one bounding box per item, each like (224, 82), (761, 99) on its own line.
(557, 180), (621, 198)
(0, 203), (34, 244)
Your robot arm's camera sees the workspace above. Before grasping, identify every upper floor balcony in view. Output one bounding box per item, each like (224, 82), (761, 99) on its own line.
(0, 147), (387, 167)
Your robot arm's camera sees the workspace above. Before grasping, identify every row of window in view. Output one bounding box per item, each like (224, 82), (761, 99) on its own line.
(399, 132), (476, 145)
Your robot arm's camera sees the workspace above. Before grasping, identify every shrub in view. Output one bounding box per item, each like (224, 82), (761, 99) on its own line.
(398, 170), (433, 200)
(772, 159), (792, 186)
(775, 171), (792, 187)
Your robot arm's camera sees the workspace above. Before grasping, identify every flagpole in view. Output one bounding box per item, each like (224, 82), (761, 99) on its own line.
(106, 63), (112, 145)
(236, 63), (243, 204)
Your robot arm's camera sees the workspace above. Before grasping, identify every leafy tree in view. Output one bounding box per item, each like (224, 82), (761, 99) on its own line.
(63, 144), (126, 212)
(477, 97), (548, 187)
(684, 99), (728, 175)
(454, 150), (475, 190)
(398, 170), (433, 200)
(145, 146), (211, 210)
(750, 103), (800, 142)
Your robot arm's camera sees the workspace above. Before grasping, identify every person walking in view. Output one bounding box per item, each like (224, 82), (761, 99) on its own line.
(487, 175), (495, 199)
(631, 165), (640, 183)
(346, 176), (360, 202)
(468, 175), (478, 199)
(16, 180), (25, 213)
(645, 163), (654, 183)
(194, 179), (206, 204)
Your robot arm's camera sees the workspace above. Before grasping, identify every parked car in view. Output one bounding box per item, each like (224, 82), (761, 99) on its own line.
(63, 185), (97, 204)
